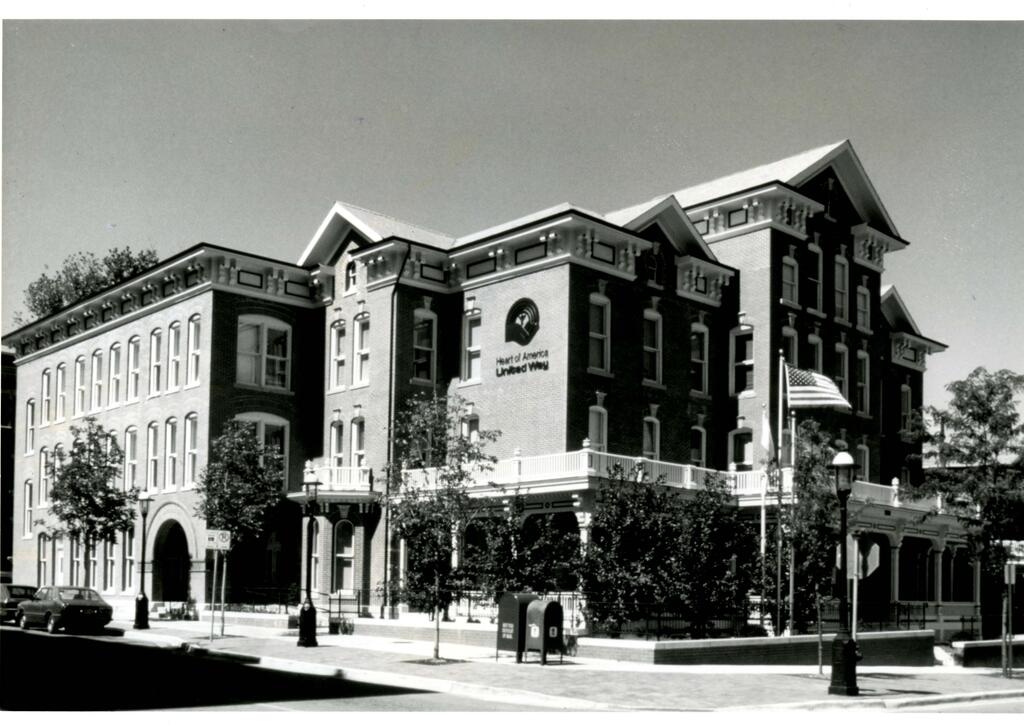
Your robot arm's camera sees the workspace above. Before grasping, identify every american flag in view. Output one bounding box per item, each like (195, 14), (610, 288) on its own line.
(786, 364), (851, 409)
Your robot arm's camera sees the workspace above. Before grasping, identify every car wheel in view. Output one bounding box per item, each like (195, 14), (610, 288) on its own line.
(45, 614), (59, 634)
(17, 612), (28, 630)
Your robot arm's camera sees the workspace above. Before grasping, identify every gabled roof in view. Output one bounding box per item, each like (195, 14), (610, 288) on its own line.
(455, 202), (606, 247)
(606, 194), (718, 262)
(606, 140), (901, 238)
(881, 285), (948, 351)
(298, 201), (456, 266)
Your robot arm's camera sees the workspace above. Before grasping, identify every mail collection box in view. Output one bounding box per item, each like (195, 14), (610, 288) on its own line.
(496, 592), (539, 663)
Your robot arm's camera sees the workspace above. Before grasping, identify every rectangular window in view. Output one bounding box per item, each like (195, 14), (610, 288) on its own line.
(127, 338), (141, 400)
(165, 419), (178, 488)
(351, 419), (365, 468)
(354, 319), (370, 385)
(185, 415), (198, 487)
(857, 286), (871, 329)
(41, 370), (51, 425)
(39, 449), (50, 505)
(690, 327), (708, 394)
(24, 482), (32, 537)
(122, 529), (134, 591)
(412, 312), (436, 382)
(463, 315), (482, 382)
(71, 538), (82, 586)
(588, 407), (607, 452)
(732, 331), (754, 395)
(236, 318), (291, 389)
(732, 431), (753, 468)
(808, 247), (823, 311)
(74, 358), (86, 416)
(900, 386), (913, 432)
(588, 298), (610, 372)
(835, 346), (849, 400)
(25, 400), (35, 453)
(642, 418), (660, 459)
(149, 331), (163, 395)
(856, 446), (870, 483)
(809, 336), (823, 373)
(187, 316), (201, 384)
(782, 330), (797, 366)
(834, 257), (849, 320)
(856, 352), (870, 414)
(108, 346), (121, 405)
(124, 429), (138, 490)
(331, 322), (346, 389)
(146, 424), (159, 490)
(782, 258), (798, 304)
(38, 537), (48, 586)
(91, 353), (103, 411)
(330, 422), (344, 467)
(103, 540), (116, 591)
(55, 365), (66, 419)
(642, 313), (662, 384)
(461, 416), (480, 444)
(168, 323), (181, 389)
(334, 523), (355, 592)
(690, 427), (706, 467)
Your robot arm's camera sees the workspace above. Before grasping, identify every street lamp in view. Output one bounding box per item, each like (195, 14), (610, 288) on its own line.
(134, 493), (152, 630)
(829, 450), (859, 696)
(298, 464), (321, 647)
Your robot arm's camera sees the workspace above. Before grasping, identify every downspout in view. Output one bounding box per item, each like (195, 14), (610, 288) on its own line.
(381, 243), (412, 618)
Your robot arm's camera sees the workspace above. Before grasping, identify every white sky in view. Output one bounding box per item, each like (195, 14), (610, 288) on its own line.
(3, 11), (1023, 413)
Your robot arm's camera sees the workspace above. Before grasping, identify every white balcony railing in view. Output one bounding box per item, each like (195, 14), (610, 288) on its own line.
(310, 465), (372, 492)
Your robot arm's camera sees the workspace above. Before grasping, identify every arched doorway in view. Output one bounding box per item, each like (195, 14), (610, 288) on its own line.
(153, 520), (191, 602)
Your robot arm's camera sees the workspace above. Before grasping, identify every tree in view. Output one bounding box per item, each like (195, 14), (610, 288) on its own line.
(578, 466), (689, 635)
(45, 418), (138, 588)
(18, 247), (159, 323)
(923, 367), (1024, 575)
(195, 420), (285, 603)
(677, 474), (757, 637)
(387, 391), (499, 660)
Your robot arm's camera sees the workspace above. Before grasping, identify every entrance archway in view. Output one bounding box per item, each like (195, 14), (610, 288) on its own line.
(153, 520), (191, 602)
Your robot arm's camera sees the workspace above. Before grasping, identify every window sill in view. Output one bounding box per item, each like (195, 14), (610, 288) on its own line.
(22, 534), (34, 540)
(328, 385), (348, 394)
(457, 379), (482, 388)
(642, 380), (667, 390)
(689, 390), (711, 400)
(856, 326), (873, 336)
(106, 403), (121, 411)
(736, 390), (757, 399)
(409, 378), (435, 387)
(24, 450), (34, 457)
(165, 386), (180, 394)
(807, 308), (827, 319)
(833, 317), (851, 327)
(147, 392), (162, 400)
(857, 412), (873, 420)
(780, 299), (802, 311)
(349, 382), (370, 391)
(125, 397), (140, 405)
(587, 367), (614, 378)
(234, 382), (294, 396)
(183, 381), (202, 390)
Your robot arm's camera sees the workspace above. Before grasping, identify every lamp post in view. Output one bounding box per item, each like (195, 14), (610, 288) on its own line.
(133, 493), (152, 630)
(829, 450), (859, 696)
(298, 464), (321, 647)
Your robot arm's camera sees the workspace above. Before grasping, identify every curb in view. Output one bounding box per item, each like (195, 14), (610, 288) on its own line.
(723, 689), (1024, 711)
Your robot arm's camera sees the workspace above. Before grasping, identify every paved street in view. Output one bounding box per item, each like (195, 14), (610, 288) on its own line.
(0, 627), (550, 711)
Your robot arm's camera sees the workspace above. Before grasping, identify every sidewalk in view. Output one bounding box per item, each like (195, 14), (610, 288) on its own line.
(115, 619), (1024, 711)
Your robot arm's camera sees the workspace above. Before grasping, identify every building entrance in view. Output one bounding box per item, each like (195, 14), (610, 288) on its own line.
(153, 520), (191, 602)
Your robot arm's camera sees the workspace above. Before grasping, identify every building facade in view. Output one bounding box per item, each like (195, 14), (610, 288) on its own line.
(6, 140), (974, 633)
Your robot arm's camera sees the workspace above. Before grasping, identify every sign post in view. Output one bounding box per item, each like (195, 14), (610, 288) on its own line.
(1000, 541), (1023, 678)
(205, 530), (232, 642)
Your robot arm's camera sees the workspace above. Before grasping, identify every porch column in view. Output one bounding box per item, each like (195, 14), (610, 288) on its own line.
(575, 512), (592, 555)
(890, 543), (901, 603)
(932, 540), (945, 641)
(450, 527), (459, 569)
(972, 556), (982, 619)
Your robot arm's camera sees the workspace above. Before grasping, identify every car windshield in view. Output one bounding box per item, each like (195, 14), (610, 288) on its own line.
(58, 588), (100, 602)
(7, 587), (36, 597)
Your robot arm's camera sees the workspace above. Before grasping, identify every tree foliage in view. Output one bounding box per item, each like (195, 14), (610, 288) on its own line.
(46, 418), (138, 587)
(386, 391), (499, 658)
(194, 420), (284, 548)
(923, 367), (1024, 573)
(18, 246), (159, 323)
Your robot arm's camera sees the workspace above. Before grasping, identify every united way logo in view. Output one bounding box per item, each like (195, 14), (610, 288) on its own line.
(505, 298), (540, 346)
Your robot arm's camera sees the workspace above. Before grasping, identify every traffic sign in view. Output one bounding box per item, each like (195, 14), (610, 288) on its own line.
(1001, 540), (1024, 564)
(205, 529), (232, 551)
(836, 535), (879, 580)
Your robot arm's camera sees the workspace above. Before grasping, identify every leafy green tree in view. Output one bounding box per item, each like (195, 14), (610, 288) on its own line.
(18, 247), (159, 323)
(923, 367), (1024, 575)
(195, 420), (285, 604)
(578, 466), (688, 634)
(678, 474), (757, 637)
(45, 418), (138, 588)
(387, 391), (499, 659)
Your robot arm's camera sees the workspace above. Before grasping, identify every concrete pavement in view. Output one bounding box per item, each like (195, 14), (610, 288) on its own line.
(115, 619), (1024, 711)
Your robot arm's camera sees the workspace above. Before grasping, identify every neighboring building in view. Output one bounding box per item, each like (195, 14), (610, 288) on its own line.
(2, 350), (15, 582)
(4, 140), (974, 634)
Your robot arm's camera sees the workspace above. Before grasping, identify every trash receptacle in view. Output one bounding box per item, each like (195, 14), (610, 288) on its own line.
(496, 592), (539, 663)
(525, 599), (564, 665)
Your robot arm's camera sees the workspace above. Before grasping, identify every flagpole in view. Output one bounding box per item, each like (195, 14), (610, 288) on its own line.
(759, 404), (768, 631)
(776, 349), (784, 635)
(788, 408), (797, 635)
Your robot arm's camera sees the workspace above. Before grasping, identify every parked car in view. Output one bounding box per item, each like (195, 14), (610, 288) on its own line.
(1, 584), (38, 622)
(16, 586), (113, 634)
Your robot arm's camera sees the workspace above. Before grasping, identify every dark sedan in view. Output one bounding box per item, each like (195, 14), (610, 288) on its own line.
(1, 584), (38, 622)
(17, 586), (113, 634)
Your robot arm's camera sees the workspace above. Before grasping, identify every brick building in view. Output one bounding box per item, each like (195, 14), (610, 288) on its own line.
(5, 140), (975, 634)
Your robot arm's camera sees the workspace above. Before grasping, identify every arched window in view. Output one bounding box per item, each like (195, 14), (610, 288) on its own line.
(333, 521), (355, 593)
(149, 329), (163, 395)
(690, 323), (709, 394)
(121, 529), (135, 591)
(310, 519), (321, 594)
(782, 327), (798, 367)
(690, 426), (707, 468)
(184, 413), (199, 487)
(645, 251), (663, 287)
(237, 314), (291, 390)
(330, 321), (346, 390)
(834, 343), (849, 400)
(55, 363), (67, 419)
(124, 427), (139, 490)
(146, 422), (159, 490)
(187, 314), (201, 384)
(808, 334), (823, 373)
(353, 316), (370, 386)
(588, 292), (611, 373)
(41, 369), (52, 424)
(91, 350), (103, 411)
(25, 399), (35, 453)
(24, 480), (33, 537)
(728, 428), (754, 471)
(39, 447), (50, 505)
(730, 327), (754, 396)
(351, 417), (365, 468)
(855, 350), (870, 414)
(412, 307), (437, 383)
(164, 417), (179, 488)
(330, 421), (344, 467)
(781, 252), (799, 305)
(127, 336), (141, 400)
(344, 260), (357, 292)
(807, 242), (823, 312)
(856, 279), (871, 330)
(588, 405), (607, 452)
(834, 254), (849, 320)
(462, 312), (482, 382)
(900, 384), (913, 432)
(642, 308), (662, 385)
(73, 357), (87, 415)
(168, 321), (182, 389)
(236, 412), (289, 485)
(108, 344), (121, 406)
